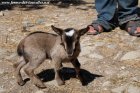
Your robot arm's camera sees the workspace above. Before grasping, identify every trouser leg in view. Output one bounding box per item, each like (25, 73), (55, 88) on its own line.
(94, 0), (117, 30)
(118, 0), (140, 25)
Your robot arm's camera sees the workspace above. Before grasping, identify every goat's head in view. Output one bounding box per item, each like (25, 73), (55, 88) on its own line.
(51, 25), (88, 57)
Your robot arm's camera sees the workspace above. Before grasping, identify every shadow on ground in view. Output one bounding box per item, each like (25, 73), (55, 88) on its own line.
(37, 67), (103, 86)
(0, 0), (94, 11)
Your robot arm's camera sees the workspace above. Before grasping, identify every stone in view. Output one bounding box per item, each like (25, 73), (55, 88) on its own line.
(102, 81), (111, 87)
(131, 76), (140, 82)
(94, 42), (105, 47)
(88, 53), (104, 59)
(107, 44), (117, 49)
(81, 36), (92, 44)
(0, 87), (6, 93)
(104, 68), (117, 75)
(8, 28), (12, 32)
(120, 66), (126, 70)
(0, 48), (7, 59)
(44, 22), (54, 27)
(22, 20), (34, 28)
(114, 51), (123, 60)
(118, 71), (129, 77)
(80, 46), (95, 56)
(36, 18), (45, 25)
(0, 11), (4, 16)
(121, 50), (140, 61)
(78, 57), (89, 65)
(46, 80), (58, 86)
(35, 90), (44, 93)
(126, 85), (140, 93)
(6, 53), (17, 61)
(97, 46), (118, 58)
(111, 85), (127, 93)
(0, 68), (4, 74)
(76, 6), (88, 10)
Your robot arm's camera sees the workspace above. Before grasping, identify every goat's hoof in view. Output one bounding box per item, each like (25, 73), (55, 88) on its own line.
(57, 80), (65, 86)
(35, 83), (46, 89)
(76, 75), (79, 79)
(18, 81), (25, 86)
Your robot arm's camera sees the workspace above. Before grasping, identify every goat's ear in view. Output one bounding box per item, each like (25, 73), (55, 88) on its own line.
(51, 25), (63, 35)
(78, 26), (89, 36)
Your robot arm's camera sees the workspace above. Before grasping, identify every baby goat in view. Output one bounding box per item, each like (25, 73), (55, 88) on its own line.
(14, 25), (88, 88)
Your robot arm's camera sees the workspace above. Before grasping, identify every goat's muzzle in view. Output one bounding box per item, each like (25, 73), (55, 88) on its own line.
(67, 50), (74, 57)
(68, 53), (73, 57)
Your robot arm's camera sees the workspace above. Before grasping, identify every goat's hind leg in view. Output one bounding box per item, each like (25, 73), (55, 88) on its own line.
(24, 56), (46, 88)
(13, 56), (26, 86)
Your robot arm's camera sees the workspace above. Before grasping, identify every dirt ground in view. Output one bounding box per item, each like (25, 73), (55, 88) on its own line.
(0, 0), (140, 93)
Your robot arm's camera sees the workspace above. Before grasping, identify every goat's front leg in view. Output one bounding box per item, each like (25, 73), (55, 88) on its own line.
(53, 59), (65, 86)
(71, 59), (84, 83)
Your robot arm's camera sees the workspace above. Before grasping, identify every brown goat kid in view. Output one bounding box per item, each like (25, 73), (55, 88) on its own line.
(14, 25), (88, 88)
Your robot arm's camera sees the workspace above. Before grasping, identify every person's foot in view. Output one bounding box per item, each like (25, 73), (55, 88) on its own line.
(125, 20), (140, 36)
(87, 24), (104, 35)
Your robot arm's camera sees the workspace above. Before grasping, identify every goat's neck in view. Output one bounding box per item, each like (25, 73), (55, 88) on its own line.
(55, 35), (62, 45)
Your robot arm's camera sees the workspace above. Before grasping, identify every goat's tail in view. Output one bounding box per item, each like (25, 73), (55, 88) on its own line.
(17, 40), (24, 56)
(17, 39), (29, 63)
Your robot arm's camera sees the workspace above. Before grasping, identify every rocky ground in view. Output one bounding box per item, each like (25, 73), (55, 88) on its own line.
(0, 0), (140, 93)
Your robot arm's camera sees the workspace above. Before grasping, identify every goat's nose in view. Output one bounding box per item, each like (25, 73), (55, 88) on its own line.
(68, 53), (73, 57)
(67, 51), (73, 57)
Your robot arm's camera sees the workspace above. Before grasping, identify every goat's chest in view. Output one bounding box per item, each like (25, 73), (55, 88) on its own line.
(50, 44), (80, 62)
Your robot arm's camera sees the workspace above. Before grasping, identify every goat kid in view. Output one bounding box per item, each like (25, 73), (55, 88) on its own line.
(14, 25), (88, 88)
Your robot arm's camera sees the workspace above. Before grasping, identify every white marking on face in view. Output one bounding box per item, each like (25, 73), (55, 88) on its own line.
(65, 29), (75, 36)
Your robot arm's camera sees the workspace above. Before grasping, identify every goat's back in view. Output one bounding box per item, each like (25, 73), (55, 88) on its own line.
(17, 31), (58, 57)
